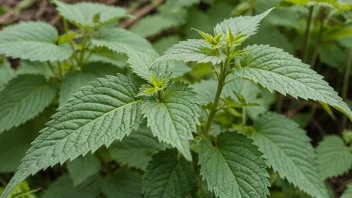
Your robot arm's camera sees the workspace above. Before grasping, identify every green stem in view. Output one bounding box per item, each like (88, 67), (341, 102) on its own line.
(342, 49), (352, 128)
(242, 107), (247, 125)
(79, 29), (90, 66)
(303, 6), (314, 63)
(204, 62), (228, 134)
(58, 62), (64, 79)
(47, 62), (62, 82)
(63, 18), (69, 33)
(310, 15), (325, 68)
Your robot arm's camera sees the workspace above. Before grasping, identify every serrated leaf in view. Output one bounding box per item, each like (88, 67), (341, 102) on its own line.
(142, 149), (196, 198)
(101, 169), (142, 198)
(0, 75), (57, 134)
(141, 82), (199, 161)
(91, 27), (154, 55)
(199, 132), (270, 198)
(0, 124), (37, 173)
(67, 154), (101, 186)
(59, 62), (122, 107)
(16, 60), (53, 79)
(54, 1), (129, 28)
(0, 74), (143, 198)
(126, 50), (177, 82)
(251, 112), (328, 198)
(317, 136), (352, 179)
(234, 45), (352, 120)
(109, 126), (167, 170)
(214, 8), (273, 43)
(156, 39), (227, 65)
(87, 48), (128, 68)
(0, 22), (72, 62)
(42, 175), (100, 198)
(342, 183), (352, 198)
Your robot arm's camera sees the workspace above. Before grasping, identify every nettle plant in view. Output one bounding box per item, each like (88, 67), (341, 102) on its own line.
(0, 1), (352, 198)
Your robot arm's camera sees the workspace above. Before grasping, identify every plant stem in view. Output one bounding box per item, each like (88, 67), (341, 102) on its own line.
(58, 62), (64, 79)
(47, 62), (62, 82)
(303, 6), (314, 63)
(342, 49), (352, 128)
(242, 107), (247, 125)
(204, 62), (227, 134)
(310, 15), (325, 68)
(79, 29), (90, 66)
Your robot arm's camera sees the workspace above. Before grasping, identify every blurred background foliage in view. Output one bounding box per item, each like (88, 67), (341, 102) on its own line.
(0, 0), (352, 197)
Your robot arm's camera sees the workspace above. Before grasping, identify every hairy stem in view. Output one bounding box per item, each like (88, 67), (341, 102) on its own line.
(303, 6), (314, 63)
(204, 62), (227, 134)
(342, 49), (352, 128)
(78, 29), (90, 66)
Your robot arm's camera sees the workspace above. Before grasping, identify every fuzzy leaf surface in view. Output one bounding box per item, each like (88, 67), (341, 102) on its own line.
(0, 74), (142, 198)
(214, 9), (272, 43)
(108, 126), (166, 170)
(54, 1), (129, 28)
(0, 22), (72, 62)
(234, 45), (352, 120)
(141, 82), (199, 161)
(199, 132), (270, 198)
(251, 112), (328, 198)
(142, 149), (196, 198)
(0, 75), (57, 134)
(156, 39), (227, 65)
(317, 136), (352, 179)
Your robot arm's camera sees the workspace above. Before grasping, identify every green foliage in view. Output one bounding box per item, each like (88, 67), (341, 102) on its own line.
(342, 183), (352, 198)
(0, 75), (57, 134)
(41, 175), (100, 198)
(235, 45), (352, 120)
(141, 82), (199, 160)
(54, 0), (129, 28)
(316, 135), (352, 179)
(0, 1), (351, 197)
(142, 149), (196, 198)
(101, 169), (142, 198)
(199, 132), (270, 198)
(108, 126), (167, 170)
(0, 22), (72, 62)
(251, 112), (328, 198)
(66, 154), (101, 186)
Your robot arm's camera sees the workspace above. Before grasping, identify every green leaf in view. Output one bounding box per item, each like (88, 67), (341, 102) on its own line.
(0, 75), (57, 134)
(16, 60), (53, 79)
(141, 82), (199, 161)
(142, 149), (196, 198)
(251, 112), (328, 198)
(317, 136), (352, 179)
(342, 183), (352, 198)
(108, 126), (167, 170)
(0, 58), (15, 91)
(131, 15), (181, 38)
(87, 48), (128, 68)
(156, 39), (227, 65)
(192, 77), (274, 119)
(67, 154), (101, 186)
(0, 74), (142, 198)
(214, 8), (273, 43)
(101, 169), (142, 198)
(0, 181), (36, 198)
(91, 27), (154, 55)
(0, 124), (37, 173)
(59, 71), (98, 107)
(54, 1), (129, 28)
(59, 62), (122, 106)
(153, 36), (181, 54)
(235, 45), (352, 120)
(0, 22), (72, 62)
(42, 175), (100, 198)
(199, 132), (270, 198)
(126, 50), (176, 82)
